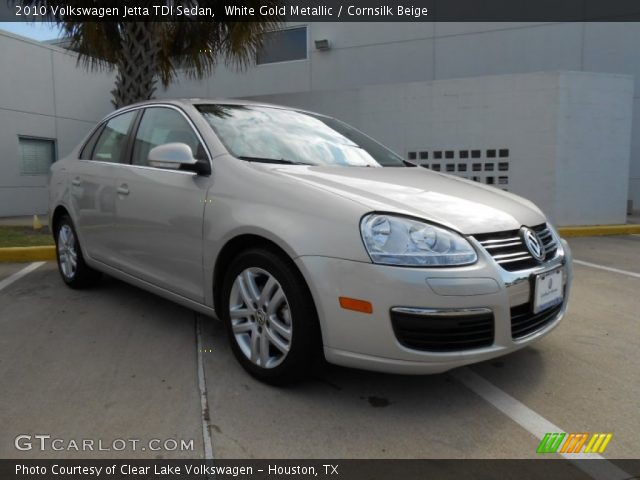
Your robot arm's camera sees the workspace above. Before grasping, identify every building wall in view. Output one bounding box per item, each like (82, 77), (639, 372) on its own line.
(555, 73), (634, 224)
(0, 31), (114, 217)
(1, 23), (638, 221)
(236, 71), (632, 226)
(162, 22), (640, 212)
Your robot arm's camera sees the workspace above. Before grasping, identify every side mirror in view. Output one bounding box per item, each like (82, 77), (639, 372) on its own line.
(148, 143), (198, 170)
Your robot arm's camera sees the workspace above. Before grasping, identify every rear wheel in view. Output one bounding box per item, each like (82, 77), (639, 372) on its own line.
(55, 215), (101, 289)
(220, 248), (321, 385)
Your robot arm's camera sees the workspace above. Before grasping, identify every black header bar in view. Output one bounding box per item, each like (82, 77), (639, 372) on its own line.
(3, 0), (640, 22)
(2, 459), (640, 480)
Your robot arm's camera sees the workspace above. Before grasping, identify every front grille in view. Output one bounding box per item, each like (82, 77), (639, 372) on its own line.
(473, 223), (558, 271)
(391, 310), (494, 352)
(511, 302), (563, 339)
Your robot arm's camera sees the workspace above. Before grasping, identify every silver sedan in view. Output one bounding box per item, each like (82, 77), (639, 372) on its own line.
(49, 99), (572, 384)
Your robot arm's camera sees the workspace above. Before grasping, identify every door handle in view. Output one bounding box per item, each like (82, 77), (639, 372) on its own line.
(117, 184), (130, 196)
(71, 177), (81, 186)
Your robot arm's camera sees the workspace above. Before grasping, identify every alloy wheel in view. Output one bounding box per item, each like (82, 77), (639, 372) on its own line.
(228, 267), (293, 369)
(57, 224), (77, 279)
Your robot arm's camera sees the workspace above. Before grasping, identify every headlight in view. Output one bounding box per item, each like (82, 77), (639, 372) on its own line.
(360, 214), (477, 266)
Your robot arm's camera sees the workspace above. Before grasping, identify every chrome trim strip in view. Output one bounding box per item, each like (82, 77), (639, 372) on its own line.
(391, 307), (493, 317)
(77, 159), (198, 176)
(497, 255), (534, 264)
(484, 241), (523, 249)
(493, 251), (533, 260)
(478, 236), (521, 245)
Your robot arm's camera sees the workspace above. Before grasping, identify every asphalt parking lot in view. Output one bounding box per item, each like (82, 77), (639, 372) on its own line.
(0, 236), (638, 461)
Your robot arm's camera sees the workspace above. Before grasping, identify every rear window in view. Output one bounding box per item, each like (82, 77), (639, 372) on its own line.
(91, 111), (136, 163)
(79, 125), (104, 160)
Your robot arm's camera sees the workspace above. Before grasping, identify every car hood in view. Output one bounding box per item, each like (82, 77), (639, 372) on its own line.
(265, 165), (546, 234)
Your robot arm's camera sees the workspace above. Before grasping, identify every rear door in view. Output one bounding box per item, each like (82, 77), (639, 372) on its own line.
(110, 106), (210, 302)
(69, 111), (137, 263)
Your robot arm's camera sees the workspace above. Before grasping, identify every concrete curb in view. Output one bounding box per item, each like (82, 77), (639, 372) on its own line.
(0, 246), (56, 262)
(558, 224), (640, 237)
(0, 224), (637, 262)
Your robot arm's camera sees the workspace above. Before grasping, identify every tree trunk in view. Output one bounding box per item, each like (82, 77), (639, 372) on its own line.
(111, 23), (162, 109)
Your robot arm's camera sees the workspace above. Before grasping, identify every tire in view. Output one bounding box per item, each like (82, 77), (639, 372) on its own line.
(220, 248), (321, 385)
(54, 214), (102, 289)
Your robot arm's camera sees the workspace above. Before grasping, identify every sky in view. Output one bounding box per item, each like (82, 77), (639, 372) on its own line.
(0, 22), (61, 41)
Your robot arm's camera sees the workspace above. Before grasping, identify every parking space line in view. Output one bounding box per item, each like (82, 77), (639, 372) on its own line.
(574, 260), (640, 279)
(452, 368), (630, 480)
(0, 262), (45, 293)
(196, 314), (214, 460)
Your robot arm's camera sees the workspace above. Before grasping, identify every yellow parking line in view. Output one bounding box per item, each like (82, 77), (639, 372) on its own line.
(0, 246), (56, 263)
(559, 225), (640, 237)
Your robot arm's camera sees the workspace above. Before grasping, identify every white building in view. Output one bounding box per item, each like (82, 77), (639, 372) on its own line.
(1, 22), (639, 225)
(0, 30), (113, 217)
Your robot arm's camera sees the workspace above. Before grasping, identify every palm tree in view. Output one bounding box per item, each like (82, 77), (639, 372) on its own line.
(15, 1), (283, 108)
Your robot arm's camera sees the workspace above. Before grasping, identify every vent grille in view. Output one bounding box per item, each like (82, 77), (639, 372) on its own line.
(390, 310), (494, 352)
(473, 224), (558, 271)
(511, 302), (563, 339)
(413, 148), (511, 190)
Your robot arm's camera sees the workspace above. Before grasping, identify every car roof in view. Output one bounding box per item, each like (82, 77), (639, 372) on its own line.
(110, 98), (318, 117)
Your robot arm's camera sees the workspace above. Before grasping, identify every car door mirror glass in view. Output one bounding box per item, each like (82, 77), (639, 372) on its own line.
(147, 143), (197, 170)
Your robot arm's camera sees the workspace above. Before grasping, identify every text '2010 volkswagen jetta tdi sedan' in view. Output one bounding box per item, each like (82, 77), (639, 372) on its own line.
(49, 99), (572, 384)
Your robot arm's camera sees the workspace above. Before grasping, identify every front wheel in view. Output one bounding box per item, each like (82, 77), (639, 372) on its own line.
(220, 248), (321, 385)
(55, 215), (101, 289)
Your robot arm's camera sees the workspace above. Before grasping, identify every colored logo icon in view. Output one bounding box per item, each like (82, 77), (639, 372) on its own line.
(537, 432), (613, 454)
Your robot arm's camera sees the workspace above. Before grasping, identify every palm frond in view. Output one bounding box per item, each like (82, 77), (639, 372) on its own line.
(8, 0), (285, 104)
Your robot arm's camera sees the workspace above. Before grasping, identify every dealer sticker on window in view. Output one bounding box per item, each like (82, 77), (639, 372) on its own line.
(534, 267), (564, 314)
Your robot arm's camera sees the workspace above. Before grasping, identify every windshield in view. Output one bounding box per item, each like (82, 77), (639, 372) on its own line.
(196, 104), (406, 167)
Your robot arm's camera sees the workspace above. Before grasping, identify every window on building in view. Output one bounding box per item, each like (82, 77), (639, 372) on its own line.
(256, 27), (307, 65)
(18, 137), (56, 175)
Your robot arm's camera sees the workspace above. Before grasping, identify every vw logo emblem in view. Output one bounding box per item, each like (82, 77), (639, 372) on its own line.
(255, 309), (267, 326)
(521, 227), (545, 262)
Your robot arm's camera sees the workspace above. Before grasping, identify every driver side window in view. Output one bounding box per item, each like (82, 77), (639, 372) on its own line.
(132, 107), (205, 167)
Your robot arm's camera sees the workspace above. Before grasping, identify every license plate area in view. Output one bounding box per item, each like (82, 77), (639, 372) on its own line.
(533, 267), (564, 314)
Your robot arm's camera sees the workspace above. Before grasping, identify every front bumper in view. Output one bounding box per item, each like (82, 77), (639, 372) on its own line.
(294, 238), (573, 374)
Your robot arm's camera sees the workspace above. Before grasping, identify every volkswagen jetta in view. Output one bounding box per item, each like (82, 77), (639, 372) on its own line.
(49, 99), (572, 384)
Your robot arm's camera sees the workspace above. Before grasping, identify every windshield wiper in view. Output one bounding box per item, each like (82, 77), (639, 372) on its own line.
(238, 156), (313, 166)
